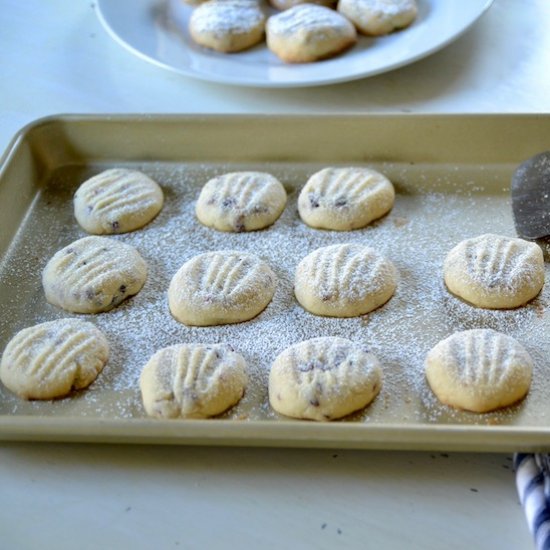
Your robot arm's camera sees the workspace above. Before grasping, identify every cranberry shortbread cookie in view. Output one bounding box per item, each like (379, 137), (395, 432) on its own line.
(74, 168), (164, 235)
(425, 329), (533, 413)
(298, 167), (395, 230)
(140, 343), (247, 419)
(444, 234), (544, 309)
(266, 4), (357, 63)
(196, 171), (287, 232)
(189, 0), (267, 53)
(294, 243), (397, 317)
(42, 236), (147, 313)
(0, 318), (109, 400)
(168, 250), (277, 326)
(338, 0), (418, 36)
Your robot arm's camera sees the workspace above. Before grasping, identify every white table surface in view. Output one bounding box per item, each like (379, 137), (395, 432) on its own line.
(2, 0), (550, 548)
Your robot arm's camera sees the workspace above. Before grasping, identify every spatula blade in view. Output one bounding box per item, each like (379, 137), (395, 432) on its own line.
(512, 151), (550, 240)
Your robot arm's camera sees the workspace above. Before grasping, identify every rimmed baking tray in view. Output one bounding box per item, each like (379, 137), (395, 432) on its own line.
(1, 114), (550, 451)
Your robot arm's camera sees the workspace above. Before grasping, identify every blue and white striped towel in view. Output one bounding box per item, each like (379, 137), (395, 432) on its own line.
(515, 453), (550, 550)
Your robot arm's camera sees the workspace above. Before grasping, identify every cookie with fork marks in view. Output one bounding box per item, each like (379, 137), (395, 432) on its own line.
(74, 168), (163, 235)
(443, 233), (544, 309)
(196, 171), (287, 232)
(168, 250), (277, 326)
(0, 318), (109, 400)
(425, 329), (533, 413)
(269, 337), (382, 420)
(298, 166), (395, 230)
(140, 343), (247, 419)
(42, 236), (147, 314)
(266, 4), (357, 63)
(294, 243), (397, 317)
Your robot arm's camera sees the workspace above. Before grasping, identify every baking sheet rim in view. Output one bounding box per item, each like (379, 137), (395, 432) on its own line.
(2, 416), (550, 451)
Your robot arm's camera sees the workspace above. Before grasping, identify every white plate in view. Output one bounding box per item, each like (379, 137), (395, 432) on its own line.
(96, 0), (494, 88)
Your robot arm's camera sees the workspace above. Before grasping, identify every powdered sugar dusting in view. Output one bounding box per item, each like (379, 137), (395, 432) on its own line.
(190, 0), (266, 35)
(0, 161), (550, 430)
(360, 0), (417, 18)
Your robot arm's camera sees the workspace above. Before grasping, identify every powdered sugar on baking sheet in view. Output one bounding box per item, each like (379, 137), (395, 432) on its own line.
(1, 161), (550, 427)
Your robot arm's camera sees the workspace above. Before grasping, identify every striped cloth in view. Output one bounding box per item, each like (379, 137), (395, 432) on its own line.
(515, 453), (550, 550)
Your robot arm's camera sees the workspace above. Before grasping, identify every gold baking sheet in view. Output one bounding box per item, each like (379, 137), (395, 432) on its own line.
(1, 114), (550, 451)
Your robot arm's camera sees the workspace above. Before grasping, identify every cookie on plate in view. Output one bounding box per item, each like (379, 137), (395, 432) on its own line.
(338, 0), (418, 36)
(0, 318), (109, 400)
(168, 250), (277, 326)
(298, 167), (395, 230)
(425, 329), (533, 413)
(42, 236), (148, 314)
(295, 243), (397, 317)
(74, 168), (164, 235)
(269, 337), (382, 421)
(189, 0), (267, 53)
(443, 233), (544, 309)
(140, 343), (248, 419)
(196, 171), (287, 232)
(266, 4), (357, 63)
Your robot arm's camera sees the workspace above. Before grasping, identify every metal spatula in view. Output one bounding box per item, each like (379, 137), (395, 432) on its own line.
(512, 151), (550, 240)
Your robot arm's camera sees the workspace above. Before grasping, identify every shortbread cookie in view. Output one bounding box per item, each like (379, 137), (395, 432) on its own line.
(269, 337), (382, 421)
(298, 167), (395, 230)
(74, 168), (164, 235)
(140, 343), (247, 419)
(425, 329), (533, 413)
(338, 0), (418, 36)
(42, 236), (148, 314)
(168, 251), (276, 326)
(295, 243), (397, 317)
(0, 318), (109, 400)
(269, 0), (335, 10)
(444, 233), (544, 309)
(189, 0), (266, 53)
(266, 4), (357, 63)
(196, 171), (287, 232)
